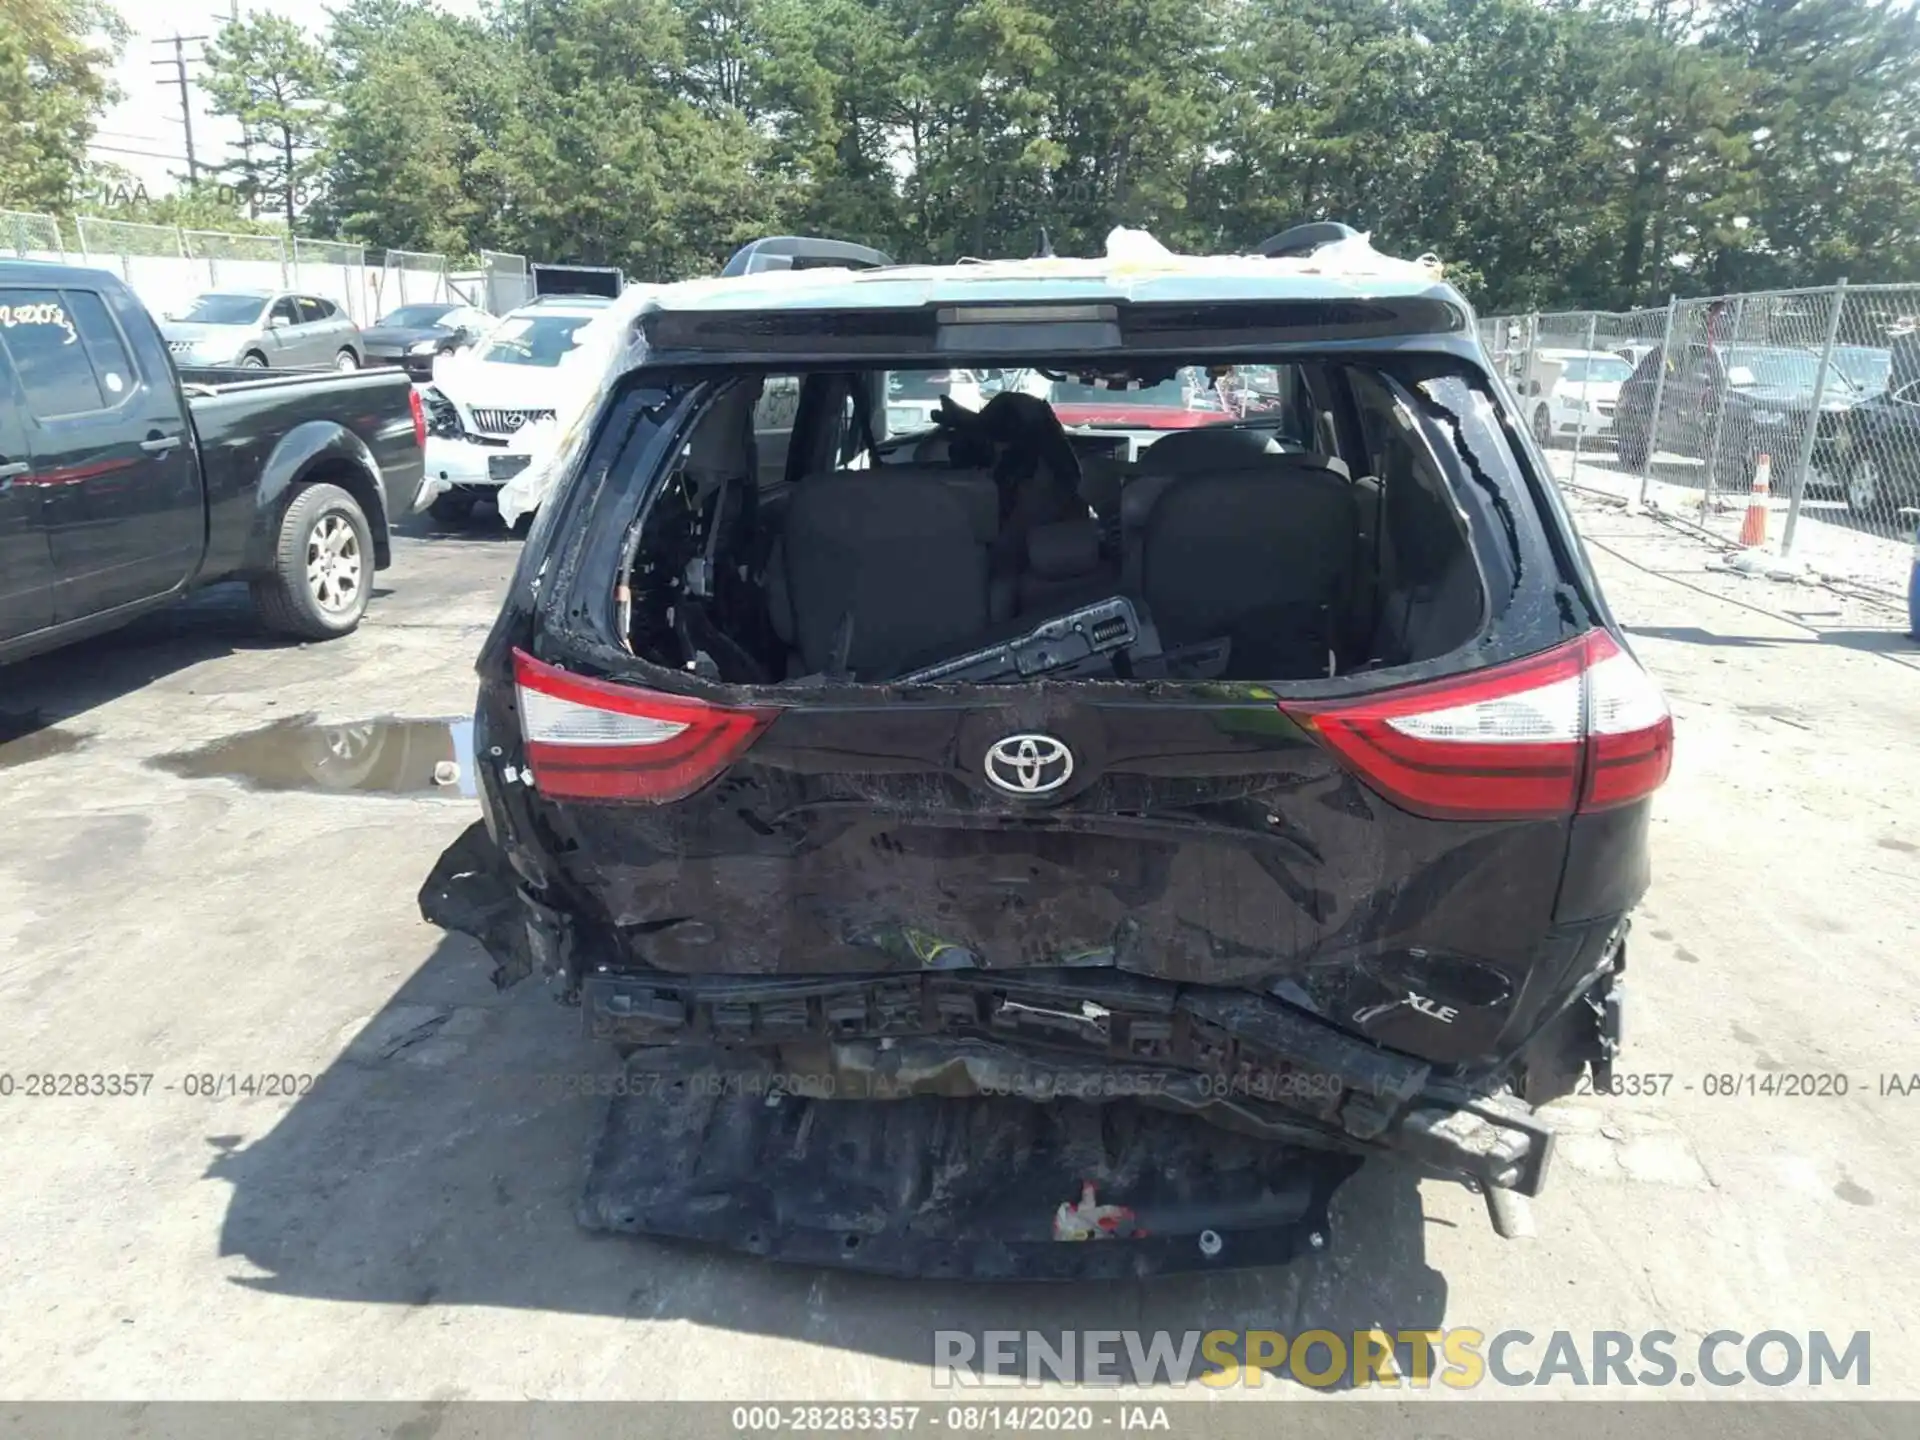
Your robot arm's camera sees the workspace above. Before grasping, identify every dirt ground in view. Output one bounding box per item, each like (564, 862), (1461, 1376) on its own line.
(1, 501), (1917, 1401)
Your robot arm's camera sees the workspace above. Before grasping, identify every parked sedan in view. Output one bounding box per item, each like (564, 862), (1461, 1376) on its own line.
(160, 290), (363, 371)
(1614, 342), (1858, 490)
(1832, 335), (1920, 518)
(1521, 348), (1633, 446)
(358, 302), (493, 380)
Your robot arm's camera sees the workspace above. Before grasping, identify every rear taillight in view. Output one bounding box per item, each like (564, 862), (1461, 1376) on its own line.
(1282, 631), (1671, 821)
(408, 387), (426, 449)
(512, 649), (773, 803)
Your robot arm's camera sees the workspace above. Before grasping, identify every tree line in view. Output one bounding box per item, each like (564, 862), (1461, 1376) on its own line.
(5, 0), (1919, 311)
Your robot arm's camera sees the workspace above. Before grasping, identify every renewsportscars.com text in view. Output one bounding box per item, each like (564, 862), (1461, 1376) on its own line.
(933, 1328), (1870, 1389)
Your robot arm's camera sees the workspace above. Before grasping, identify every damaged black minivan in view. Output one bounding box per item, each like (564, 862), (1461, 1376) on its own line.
(424, 229), (1672, 1278)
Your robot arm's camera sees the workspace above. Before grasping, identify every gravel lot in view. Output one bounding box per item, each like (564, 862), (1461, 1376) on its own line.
(2, 503), (1917, 1401)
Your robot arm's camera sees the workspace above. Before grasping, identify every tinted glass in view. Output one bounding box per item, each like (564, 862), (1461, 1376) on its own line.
(0, 287), (106, 416)
(1831, 347), (1891, 394)
(476, 313), (596, 367)
(180, 293), (268, 325)
(1558, 356), (1633, 384)
(65, 289), (136, 403)
(381, 304), (456, 327)
(1722, 346), (1858, 393)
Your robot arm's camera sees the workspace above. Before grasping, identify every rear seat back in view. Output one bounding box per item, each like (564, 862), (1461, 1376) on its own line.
(767, 466), (996, 678)
(1123, 432), (1359, 677)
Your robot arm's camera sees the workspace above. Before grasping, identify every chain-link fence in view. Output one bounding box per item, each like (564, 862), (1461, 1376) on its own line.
(481, 249), (532, 315)
(10, 223), (532, 334)
(1480, 282), (1920, 600)
(375, 249), (450, 312)
(3, 209), (66, 258)
(292, 237), (370, 324)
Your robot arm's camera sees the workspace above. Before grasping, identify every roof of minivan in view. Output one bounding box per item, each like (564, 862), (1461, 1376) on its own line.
(644, 248), (1462, 315)
(558, 234), (1481, 372)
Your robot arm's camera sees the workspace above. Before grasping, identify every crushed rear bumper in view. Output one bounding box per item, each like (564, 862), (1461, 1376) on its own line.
(582, 1051), (1362, 1279)
(581, 966), (1557, 1205)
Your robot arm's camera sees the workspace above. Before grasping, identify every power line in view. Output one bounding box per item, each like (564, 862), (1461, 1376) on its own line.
(150, 34), (210, 182)
(89, 142), (194, 162)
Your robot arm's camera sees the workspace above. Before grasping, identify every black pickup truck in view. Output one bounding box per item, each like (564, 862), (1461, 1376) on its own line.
(1, 261), (425, 665)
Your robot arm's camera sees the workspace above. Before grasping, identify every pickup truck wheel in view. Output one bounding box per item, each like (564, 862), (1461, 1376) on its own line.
(251, 483), (374, 640)
(334, 348), (359, 371)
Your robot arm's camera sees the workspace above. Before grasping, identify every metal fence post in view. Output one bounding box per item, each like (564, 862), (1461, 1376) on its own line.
(1781, 277), (1847, 558)
(1700, 295), (1746, 519)
(1638, 296), (1677, 505)
(1569, 312), (1598, 486)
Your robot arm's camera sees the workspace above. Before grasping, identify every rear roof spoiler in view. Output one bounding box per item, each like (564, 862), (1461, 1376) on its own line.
(722, 236), (894, 277)
(1254, 222), (1360, 259)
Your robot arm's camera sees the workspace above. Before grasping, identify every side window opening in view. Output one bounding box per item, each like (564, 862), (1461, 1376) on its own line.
(615, 357), (1489, 686)
(65, 290), (138, 403)
(0, 287), (110, 417)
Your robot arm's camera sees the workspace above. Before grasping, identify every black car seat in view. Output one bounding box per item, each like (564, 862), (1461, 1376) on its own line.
(765, 466), (997, 678)
(1122, 430), (1360, 678)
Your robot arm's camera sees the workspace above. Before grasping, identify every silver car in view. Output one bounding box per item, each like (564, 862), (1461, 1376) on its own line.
(160, 290), (365, 371)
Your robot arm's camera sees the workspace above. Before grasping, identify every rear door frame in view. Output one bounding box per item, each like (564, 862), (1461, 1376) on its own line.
(0, 343), (57, 645)
(2, 279), (202, 619)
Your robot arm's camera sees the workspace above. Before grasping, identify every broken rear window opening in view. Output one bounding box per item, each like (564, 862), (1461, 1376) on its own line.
(609, 356), (1497, 689)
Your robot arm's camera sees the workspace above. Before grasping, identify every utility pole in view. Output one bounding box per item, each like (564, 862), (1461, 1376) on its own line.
(214, 1), (255, 213)
(151, 34), (210, 184)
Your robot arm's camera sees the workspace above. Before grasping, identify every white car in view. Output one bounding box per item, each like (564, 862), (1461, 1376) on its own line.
(882, 369), (987, 438)
(413, 297), (618, 522)
(1523, 348), (1636, 447)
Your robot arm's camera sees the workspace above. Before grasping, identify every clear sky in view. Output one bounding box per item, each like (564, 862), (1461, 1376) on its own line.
(94, 0), (485, 196)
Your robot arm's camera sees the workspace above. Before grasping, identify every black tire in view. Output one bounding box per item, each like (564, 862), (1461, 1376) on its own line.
(251, 482), (374, 640)
(1616, 426), (1649, 470)
(429, 490), (475, 524)
(241, 351), (267, 369)
(1845, 454), (1916, 519)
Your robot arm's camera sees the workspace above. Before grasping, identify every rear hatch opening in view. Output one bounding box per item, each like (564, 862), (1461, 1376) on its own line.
(613, 358), (1493, 691)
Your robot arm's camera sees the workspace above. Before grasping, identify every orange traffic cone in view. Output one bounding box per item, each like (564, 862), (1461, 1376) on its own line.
(1740, 453), (1772, 547)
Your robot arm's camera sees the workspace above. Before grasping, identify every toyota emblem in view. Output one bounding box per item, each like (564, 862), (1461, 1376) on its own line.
(983, 733), (1074, 797)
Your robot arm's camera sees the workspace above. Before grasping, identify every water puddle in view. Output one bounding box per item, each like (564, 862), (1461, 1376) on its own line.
(0, 711), (88, 770)
(151, 716), (477, 797)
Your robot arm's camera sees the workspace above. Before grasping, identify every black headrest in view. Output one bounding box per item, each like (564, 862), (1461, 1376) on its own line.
(1026, 519), (1100, 579)
(1138, 427), (1280, 474)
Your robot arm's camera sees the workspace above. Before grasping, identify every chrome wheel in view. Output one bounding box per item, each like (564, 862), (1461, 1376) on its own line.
(306, 514), (363, 614)
(323, 723), (375, 764)
(334, 348), (358, 371)
(241, 353), (266, 369)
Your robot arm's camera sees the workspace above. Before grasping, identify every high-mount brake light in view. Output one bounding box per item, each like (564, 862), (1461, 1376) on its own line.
(1281, 631), (1671, 821)
(512, 649), (773, 803)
